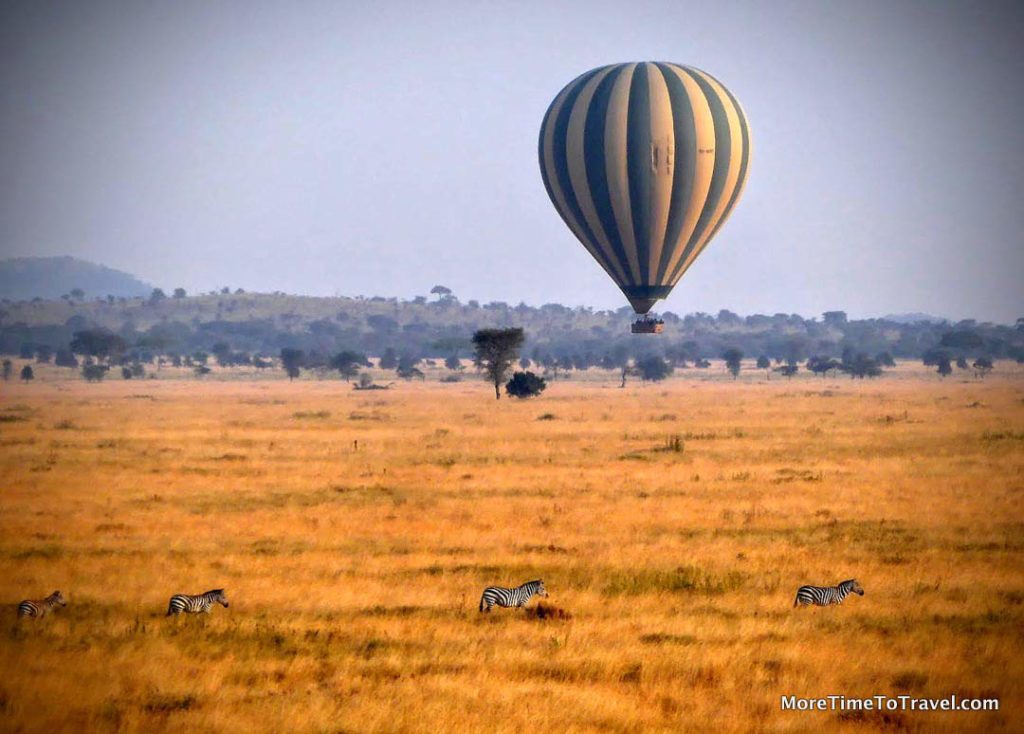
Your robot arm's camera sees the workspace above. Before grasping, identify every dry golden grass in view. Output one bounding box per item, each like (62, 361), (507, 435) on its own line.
(1, 367), (1022, 732)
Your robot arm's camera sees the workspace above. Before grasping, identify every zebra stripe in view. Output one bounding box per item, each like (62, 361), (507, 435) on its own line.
(479, 580), (548, 612)
(794, 579), (864, 607)
(166, 589), (229, 616)
(18, 590), (66, 618)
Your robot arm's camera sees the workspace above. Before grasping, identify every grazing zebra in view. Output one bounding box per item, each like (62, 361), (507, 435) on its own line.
(18, 590), (66, 618)
(479, 580), (548, 612)
(166, 589), (229, 616)
(794, 579), (864, 608)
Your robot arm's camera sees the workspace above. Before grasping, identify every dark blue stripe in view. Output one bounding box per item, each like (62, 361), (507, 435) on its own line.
(654, 63), (696, 285)
(626, 63), (653, 285)
(538, 94), (560, 218)
(669, 66), (733, 283)
(542, 67), (613, 276)
(582, 65), (632, 286)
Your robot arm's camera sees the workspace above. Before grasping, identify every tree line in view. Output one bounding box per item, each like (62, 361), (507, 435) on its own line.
(1, 291), (1021, 386)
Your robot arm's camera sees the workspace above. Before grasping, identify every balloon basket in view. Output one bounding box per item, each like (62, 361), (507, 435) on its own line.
(631, 318), (665, 334)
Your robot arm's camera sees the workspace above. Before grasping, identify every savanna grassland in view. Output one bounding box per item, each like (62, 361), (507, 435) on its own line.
(1, 367), (1022, 733)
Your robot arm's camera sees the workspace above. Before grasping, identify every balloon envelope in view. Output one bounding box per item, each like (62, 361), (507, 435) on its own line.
(539, 62), (751, 314)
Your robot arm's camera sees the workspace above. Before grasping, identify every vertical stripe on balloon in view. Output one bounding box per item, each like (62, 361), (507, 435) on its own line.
(566, 67), (631, 285)
(541, 67), (623, 282)
(626, 64), (653, 283)
(585, 65), (637, 285)
(643, 64), (676, 285)
(656, 64), (716, 284)
(602, 64), (642, 284)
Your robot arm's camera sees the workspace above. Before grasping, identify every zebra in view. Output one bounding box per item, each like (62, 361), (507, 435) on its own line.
(794, 579), (864, 607)
(479, 580), (548, 612)
(18, 590), (66, 618)
(166, 589), (229, 616)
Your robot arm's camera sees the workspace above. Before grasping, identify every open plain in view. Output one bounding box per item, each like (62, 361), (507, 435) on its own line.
(1, 366), (1022, 733)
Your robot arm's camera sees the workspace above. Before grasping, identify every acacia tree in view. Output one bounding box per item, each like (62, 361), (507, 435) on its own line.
(82, 364), (109, 382)
(635, 355), (673, 382)
(330, 350), (369, 380)
(430, 285), (453, 301)
(20, 365), (34, 381)
(972, 356), (993, 378)
(844, 352), (882, 379)
(280, 348), (304, 381)
(807, 355), (840, 377)
(756, 355), (771, 378)
(472, 327), (524, 400)
(396, 355), (425, 380)
(70, 329), (126, 363)
(775, 364), (798, 379)
(379, 347), (398, 370)
(722, 348), (743, 379)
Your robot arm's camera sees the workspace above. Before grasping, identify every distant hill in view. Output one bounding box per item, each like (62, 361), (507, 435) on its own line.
(0, 256), (152, 301)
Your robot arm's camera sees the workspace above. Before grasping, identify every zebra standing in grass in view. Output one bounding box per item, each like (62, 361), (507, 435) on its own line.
(18, 590), (66, 618)
(479, 580), (548, 612)
(794, 579), (864, 607)
(166, 589), (229, 616)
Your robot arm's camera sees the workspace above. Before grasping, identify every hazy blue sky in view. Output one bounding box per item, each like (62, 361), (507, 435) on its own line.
(2, 0), (1022, 321)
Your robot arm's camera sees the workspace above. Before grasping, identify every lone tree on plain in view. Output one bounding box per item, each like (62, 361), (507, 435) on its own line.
(280, 348), (304, 381)
(807, 355), (841, 377)
(472, 327), (524, 399)
(635, 355), (673, 382)
(379, 347), (398, 370)
(756, 355), (771, 377)
(843, 353), (882, 379)
(82, 364), (109, 382)
(775, 364), (799, 379)
(70, 329), (126, 363)
(329, 350), (369, 380)
(972, 356), (993, 378)
(722, 348), (743, 379)
(20, 364), (34, 382)
(506, 370), (546, 399)
(430, 285), (453, 301)
(396, 355), (425, 380)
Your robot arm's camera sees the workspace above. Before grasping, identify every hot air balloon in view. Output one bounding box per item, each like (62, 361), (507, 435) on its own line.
(538, 62), (751, 333)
